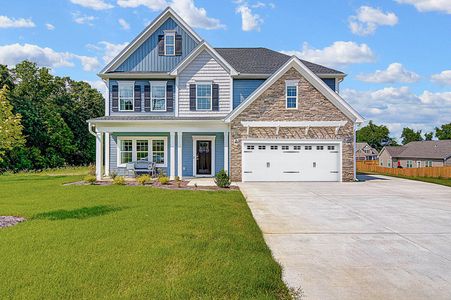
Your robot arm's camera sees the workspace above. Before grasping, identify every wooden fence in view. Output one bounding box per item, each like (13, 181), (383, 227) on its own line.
(357, 162), (451, 179)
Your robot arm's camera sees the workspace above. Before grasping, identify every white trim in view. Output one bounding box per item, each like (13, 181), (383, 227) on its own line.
(99, 73), (173, 79)
(105, 132), (110, 176)
(192, 135), (216, 177)
(118, 81), (135, 112)
(169, 41), (238, 76)
(177, 132), (183, 178)
(116, 136), (168, 168)
(175, 76), (179, 117)
(224, 56), (364, 123)
(224, 131), (229, 174)
(95, 132), (103, 180)
(285, 80), (298, 109)
(150, 81), (167, 112)
(164, 31), (175, 56)
(99, 7), (202, 74)
(241, 139), (343, 182)
(195, 82), (213, 111)
(104, 79), (110, 116)
(170, 132), (175, 179)
(240, 121), (347, 128)
(229, 76), (233, 112)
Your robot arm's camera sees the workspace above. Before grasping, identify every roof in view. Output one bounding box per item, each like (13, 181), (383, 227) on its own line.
(397, 140), (451, 160)
(356, 142), (378, 155)
(88, 116), (224, 122)
(356, 142), (369, 151)
(215, 47), (344, 76)
(382, 146), (408, 157)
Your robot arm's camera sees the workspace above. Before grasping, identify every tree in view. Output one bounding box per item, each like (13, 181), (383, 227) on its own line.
(424, 132), (434, 141)
(356, 120), (396, 151)
(401, 127), (423, 145)
(0, 86), (24, 162)
(435, 123), (451, 140)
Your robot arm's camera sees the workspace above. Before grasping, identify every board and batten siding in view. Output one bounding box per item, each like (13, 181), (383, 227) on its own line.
(115, 17), (198, 72)
(178, 50), (232, 116)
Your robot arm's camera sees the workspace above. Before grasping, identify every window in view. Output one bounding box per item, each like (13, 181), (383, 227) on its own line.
(407, 160), (413, 168)
(258, 145), (266, 150)
(246, 145), (254, 150)
(305, 146), (312, 150)
(282, 145), (289, 150)
(286, 82), (298, 109)
(380, 160), (384, 166)
(120, 140), (133, 164)
(136, 140), (148, 160)
(426, 160), (432, 167)
(294, 145), (301, 150)
(388, 159), (391, 168)
(196, 83), (212, 110)
(270, 145), (278, 150)
(327, 146), (335, 150)
(417, 161), (421, 168)
(152, 140), (165, 164)
(119, 82), (134, 111)
(164, 32), (175, 56)
(151, 83), (166, 111)
(317, 146), (324, 150)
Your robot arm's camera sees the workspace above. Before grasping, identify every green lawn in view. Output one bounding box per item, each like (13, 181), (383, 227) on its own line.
(0, 172), (289, 299)
(359, 171), (451, 187)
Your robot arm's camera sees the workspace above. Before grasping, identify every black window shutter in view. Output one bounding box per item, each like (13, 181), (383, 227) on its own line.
(175, 34), (182, 56)
(158, 35), (164, 55)
(134, 85), (141, 112)
(144, 85), (150, 112)
(166, 84), (174, 112)
(189, 84), (196, 111)
(212, 84), (219, 111)
(111, 85), (118, 112)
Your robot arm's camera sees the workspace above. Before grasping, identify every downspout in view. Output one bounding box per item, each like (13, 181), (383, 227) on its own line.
(353, 123), (357, 181)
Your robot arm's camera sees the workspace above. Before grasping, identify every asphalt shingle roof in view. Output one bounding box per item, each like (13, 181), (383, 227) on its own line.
(215, 47), (344, 75)
(397, 140), (451, 160)
(88, 116), (224, 122)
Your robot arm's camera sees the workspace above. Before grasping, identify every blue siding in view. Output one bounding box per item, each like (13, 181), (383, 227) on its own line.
(233, 79), (265, 108)
(115, 17), (198, 72)
(109, 79), (175, 115)
(321, 78), (336, 91)
(182, 133), (224, 177)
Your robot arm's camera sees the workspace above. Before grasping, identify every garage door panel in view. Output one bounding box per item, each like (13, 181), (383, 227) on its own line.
(242, 142), (340, 182)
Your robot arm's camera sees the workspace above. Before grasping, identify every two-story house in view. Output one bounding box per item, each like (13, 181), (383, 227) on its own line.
(88, 7), (364, 182)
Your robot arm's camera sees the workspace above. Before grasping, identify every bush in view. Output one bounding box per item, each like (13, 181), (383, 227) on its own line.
(113, 176), (125, 185)
(158, 175), (170, 185)
(174, 176), (180, 182)
(83, 175), (96, 185)
(215, 169), (231, 188)
(110, 171), (117, 179)
(88, 164), (96, 176)
(136, 174), (151, 185)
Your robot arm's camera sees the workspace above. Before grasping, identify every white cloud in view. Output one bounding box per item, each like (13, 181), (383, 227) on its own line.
(342, 86), (451, 138)
(236, 5), (263, 31)
(70, 0), (114, 10)
(85, 80), (108, 99)
(45, 23), (55, 30)
(87, 41), (129, 63)
(0, 16), (35, 28)
(117, 0), (225, 30)
(349, 6), (398, 36)
(396, 0), (451, 14)
(118, 18), (130, 30)
(431, 70), (451, 85)
(0, 43), (99, 72)
(73, 12), (96, 26)
(356, 63), (420, 83)
(281, 41), (375, 67)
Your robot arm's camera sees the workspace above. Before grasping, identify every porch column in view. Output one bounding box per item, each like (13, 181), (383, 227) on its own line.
(170, 131), (176, 180)
(104, 132), (110, 176)
(224, 131), (229, 174)
(177, 131), (183, 179)
(95, 132), (103, 180)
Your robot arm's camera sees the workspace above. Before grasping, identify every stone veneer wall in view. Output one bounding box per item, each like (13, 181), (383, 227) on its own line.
(229, 67), (355, 182)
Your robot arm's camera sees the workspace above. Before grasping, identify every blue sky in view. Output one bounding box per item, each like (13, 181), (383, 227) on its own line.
(1, 0), (450, 139)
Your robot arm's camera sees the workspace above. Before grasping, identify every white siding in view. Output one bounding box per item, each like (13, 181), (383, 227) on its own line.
(178, 50), (231, 116)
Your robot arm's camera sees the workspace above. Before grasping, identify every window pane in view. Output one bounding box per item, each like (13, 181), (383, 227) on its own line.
(152, 98), (166, 110)
(165, 35), (174, 44)
(197, 97), (211, 110)
(197, 84), (211, 97)
(152, 85), (165, 98)
(152, 140), (165, 164)
(151, 85), (166, 111)
(121, 152), (132, 164)
(121, 140), (132, 151)
(287, 86), (297, 97)
(287, 97), (297, 108)
(136, 140), (148, 151)
(119, 85), (133, 98)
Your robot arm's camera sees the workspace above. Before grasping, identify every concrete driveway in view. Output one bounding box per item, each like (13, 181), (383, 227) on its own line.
(239, 175), (451, 299)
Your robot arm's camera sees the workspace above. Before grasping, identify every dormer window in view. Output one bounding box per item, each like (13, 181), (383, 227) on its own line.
(164, 32), (175, 56)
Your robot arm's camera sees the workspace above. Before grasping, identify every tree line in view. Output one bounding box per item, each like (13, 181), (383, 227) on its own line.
(357, 120), (451, 151)
(0, 61), (103, 172)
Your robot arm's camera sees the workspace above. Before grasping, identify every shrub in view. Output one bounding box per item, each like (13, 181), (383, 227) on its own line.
(113, 176), (125, 185)
(136, 174), (151, 185)
(88, 164), (96, 176)
(158, 175), (170, 185)
(174, 176), (180, 182)
(110, 171), (117, 179)
(215, 169), (231, 188)
(83, 175), (96, 185)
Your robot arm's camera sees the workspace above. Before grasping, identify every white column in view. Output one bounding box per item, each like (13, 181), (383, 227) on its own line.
(170, 131), (176, 180)
(177, 131), (183, 179)
(95, 132), (103, 180)
(104, 132), (110, 176)
(224, 131), (229, 174)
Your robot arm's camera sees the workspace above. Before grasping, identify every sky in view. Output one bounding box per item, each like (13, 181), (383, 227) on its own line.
(0, 0), (450, 140)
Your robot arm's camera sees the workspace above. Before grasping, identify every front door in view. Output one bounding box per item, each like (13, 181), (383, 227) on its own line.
(196, 141), (212, 175)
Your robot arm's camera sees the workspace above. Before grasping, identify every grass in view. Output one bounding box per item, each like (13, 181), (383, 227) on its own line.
(0, 172), (289, 299)
(359, 171), (451, 187)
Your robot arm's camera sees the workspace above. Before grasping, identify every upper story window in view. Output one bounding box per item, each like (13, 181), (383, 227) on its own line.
(196, 83), (212, 110)
(164, 32), (175, 56)
(285, 80), (298, 109)
(151, 82), (166, 111)
(119, 82), (134, 111)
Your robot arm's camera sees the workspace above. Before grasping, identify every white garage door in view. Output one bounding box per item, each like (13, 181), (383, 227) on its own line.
(242, 141), (340, 182)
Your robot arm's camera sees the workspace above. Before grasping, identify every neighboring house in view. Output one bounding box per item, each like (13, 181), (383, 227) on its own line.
(379, 140), (451, 168)
(88, 7), (364, 182)
(355, 142), (378, 160)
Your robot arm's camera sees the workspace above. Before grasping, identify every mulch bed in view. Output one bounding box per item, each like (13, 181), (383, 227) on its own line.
(0, 216), (26, 228)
